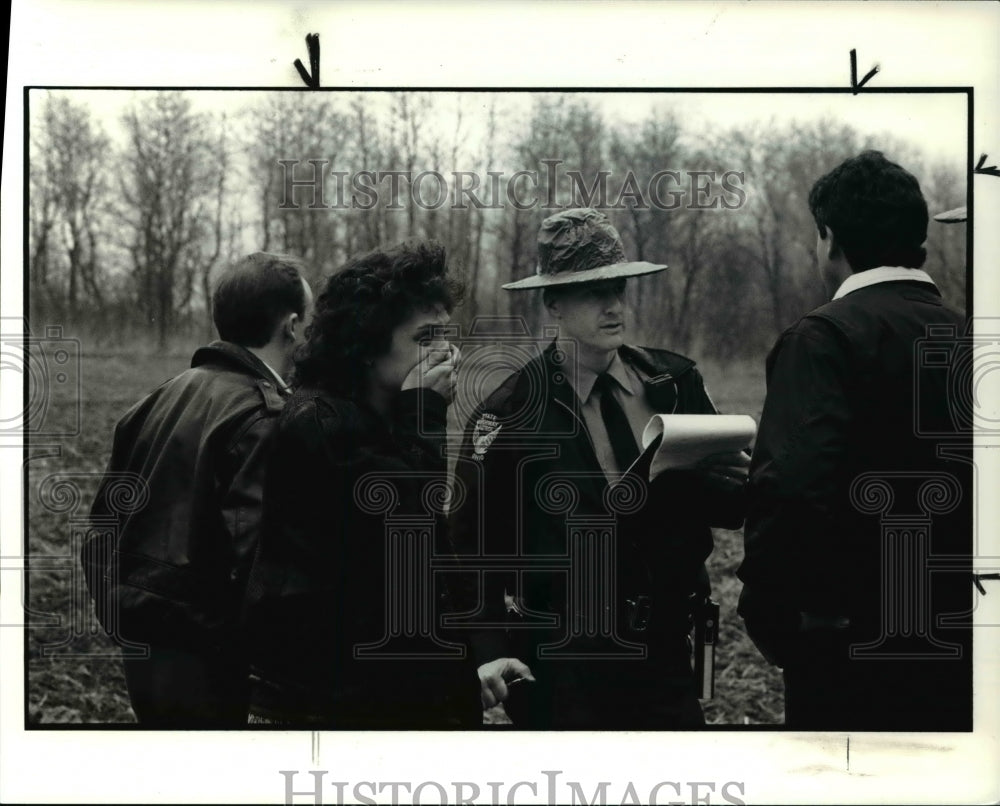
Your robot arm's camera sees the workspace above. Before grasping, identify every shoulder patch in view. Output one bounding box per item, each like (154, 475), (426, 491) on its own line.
(471, 412), (503, 461)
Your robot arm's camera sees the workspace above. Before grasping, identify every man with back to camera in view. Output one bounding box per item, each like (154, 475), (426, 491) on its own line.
(450, 208), (749, 728)
(82, 252), (313, 727)
(737, 151), (973, 730)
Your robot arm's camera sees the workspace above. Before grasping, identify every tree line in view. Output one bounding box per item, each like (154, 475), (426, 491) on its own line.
(29, 90), (966, 357)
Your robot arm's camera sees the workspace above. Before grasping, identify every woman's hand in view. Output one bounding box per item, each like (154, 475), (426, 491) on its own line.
(402, 344), (460, 403)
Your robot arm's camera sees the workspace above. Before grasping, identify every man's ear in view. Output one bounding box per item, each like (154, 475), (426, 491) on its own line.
(543, 290), (561, 318)
(281, 311), (300, 342)
(822, 226), (842, 261)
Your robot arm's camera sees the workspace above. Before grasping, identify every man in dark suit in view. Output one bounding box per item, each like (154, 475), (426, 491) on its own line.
(738, 151), (973, 730)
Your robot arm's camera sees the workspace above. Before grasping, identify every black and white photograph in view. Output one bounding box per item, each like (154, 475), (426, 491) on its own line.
(2, 1), (999, 804)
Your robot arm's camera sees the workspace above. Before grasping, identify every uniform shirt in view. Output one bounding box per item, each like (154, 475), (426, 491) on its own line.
(566, 351), (659, 479)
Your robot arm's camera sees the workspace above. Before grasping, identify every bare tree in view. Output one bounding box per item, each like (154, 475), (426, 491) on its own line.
(606, 110), (686, 347)
(118, 93), (216, 349)
(29, 94), (111, 324)
(191, 114), (236, 340)
(348, 94), (385, 254)
(920, 158), (967, 311)
(719, 120), (863, 335)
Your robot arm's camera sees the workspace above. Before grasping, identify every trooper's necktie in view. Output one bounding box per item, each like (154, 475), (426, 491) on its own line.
(593, 372), (640, 474)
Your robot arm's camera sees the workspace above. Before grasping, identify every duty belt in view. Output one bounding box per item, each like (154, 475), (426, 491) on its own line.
(622, 592), (700, 636)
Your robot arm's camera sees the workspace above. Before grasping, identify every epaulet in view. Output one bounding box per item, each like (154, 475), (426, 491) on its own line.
(255, 378), (286, 414)
(476, 367), (525, 418)
(623, 345), (697, 382)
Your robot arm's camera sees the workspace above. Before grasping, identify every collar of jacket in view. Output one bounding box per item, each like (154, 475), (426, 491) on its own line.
(541, 342), (696, 410)
(191, 341), (291, 395)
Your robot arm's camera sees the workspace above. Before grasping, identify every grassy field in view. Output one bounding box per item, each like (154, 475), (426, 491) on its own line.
(26, 350), (192, 724)
(25, 347), (783, 726)
(696, 359), (785, 726)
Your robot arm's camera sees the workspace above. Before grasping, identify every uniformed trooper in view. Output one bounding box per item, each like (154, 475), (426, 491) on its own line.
(450, 208), (748, 729)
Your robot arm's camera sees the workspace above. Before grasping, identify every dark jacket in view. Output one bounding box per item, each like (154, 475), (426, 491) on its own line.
(82, 342), (288, 651)
(738, 281), (972, 677)
(242, 386), (481, 728)
(450, 343), (745, 667)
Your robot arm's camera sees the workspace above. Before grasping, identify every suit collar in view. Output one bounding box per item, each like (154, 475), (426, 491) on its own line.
(832, 266), (937, 300)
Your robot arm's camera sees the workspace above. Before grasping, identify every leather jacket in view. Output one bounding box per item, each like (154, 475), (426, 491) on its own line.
(242, 386), (481, 727)
(82, 341), (288, 650)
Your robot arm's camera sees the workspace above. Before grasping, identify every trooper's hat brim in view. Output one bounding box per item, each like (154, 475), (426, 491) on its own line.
(502, 260), (667, 290)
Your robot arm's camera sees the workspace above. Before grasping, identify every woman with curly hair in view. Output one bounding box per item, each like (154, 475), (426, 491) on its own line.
(243, 241), (528, 728)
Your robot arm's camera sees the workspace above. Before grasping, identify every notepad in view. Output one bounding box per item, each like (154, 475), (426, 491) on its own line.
(629, 414), (757, 482)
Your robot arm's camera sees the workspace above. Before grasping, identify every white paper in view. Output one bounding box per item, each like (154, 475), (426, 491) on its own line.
(4, 2), (999, 805)
(639, 413), (756, 480)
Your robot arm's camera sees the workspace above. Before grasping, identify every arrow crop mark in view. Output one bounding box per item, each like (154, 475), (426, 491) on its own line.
(974, 154), (1000, 178)
(294, 33), (320, 89)
(850, 49), (879, 94)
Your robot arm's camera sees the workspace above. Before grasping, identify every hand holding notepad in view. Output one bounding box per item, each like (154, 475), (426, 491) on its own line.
(631, 414), (757, 482)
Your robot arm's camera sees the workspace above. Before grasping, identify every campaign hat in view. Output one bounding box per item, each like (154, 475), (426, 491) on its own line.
(502, 208), (667, 290)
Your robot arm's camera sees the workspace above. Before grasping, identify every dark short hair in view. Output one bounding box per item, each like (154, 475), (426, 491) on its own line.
(808, 150), (929, 272)
(294, 241), (462, 396)
(212, 253), (308, 347)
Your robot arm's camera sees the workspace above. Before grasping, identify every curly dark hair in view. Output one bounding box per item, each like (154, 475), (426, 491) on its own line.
(293, 241), (462, 396)
(808, 150), (929, 273)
